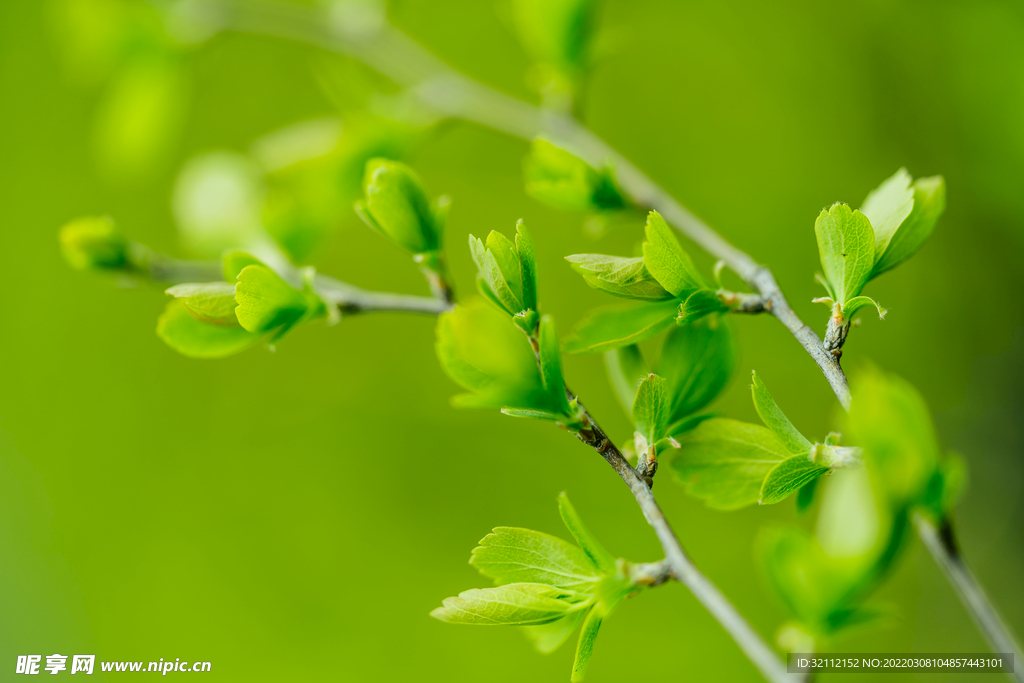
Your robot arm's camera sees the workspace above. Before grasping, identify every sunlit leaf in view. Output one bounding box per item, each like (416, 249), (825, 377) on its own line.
(430, 583), (588, 626)
(156, 300), (260, 359)
(471, 527), (601, 590)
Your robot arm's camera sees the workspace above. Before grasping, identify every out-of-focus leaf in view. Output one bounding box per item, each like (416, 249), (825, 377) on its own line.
(750, 371), (812, 455)
(656, 319), (734, 422)
(165, 282), (237, 325)
(156, 300), (260, 359)
(814, 203), (874, 306)
(860, 168), (914, 261)
(510, 0), (595, 76)
(522, 610), (586, 654)
(571, 607), (602, 682)
(670, 418), (790, 509)
(642, 211), (706, 298)
(59, 216), (128, 270)
(523, 138), (624, 212)
(565, 254), (672, 300)
(557, 492), (616, 573)
(759, 454), (828, 506)
(471, 527), (601, 590)
(430, 583), (587, 626)
(603, 345), (647, 416)
(563, 300), (678, 354)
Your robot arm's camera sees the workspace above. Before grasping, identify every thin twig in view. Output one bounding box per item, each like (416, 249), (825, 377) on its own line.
(315, 275), (452, 315)
(914, 515), (1024, 683)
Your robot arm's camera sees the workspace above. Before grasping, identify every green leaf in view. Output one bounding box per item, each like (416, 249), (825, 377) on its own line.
(759, 454), (828, 505)
(430, 583), (587, 626)
(670, 418), (791, 509)
(796, 477), (820, 513)
(471, 527), (601, 590)
(814, 204), (875, 305)
(657, 319), (734, 423)
(563, 300), (678, 354)
(165, 282), (238, 325)
(871, 175), (946, 278)
(356, 158), (439, 255)
(59, 216), (128, 270)
(571, 607), (602, 682)
(860, 168), (915, 262)
(758, 527), (844, 632)
(750, 371), (813, 455)
(642, 211), (706, 298)
(522, 610), (587, 654)
(516, 221), (539, 311)
(539, 315), (574, 417)
(234, 265), (321, 335)
(603, 345), (648, 416)
(156, 300), (261, 359)
(511, 0), (595, 75)
(843, 295), (886, 319)
(436, 298), (557, 413)
(523, 138), (623, 212)
(565, 254), (673, 301)
(676, 288), (728, 324)
(632, 374), (670, 445)
(845, 367), (941, 506)
(557, 492), (616, 573)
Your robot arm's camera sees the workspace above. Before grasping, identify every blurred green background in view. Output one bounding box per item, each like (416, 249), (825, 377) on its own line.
(2, 0), (1023, 680)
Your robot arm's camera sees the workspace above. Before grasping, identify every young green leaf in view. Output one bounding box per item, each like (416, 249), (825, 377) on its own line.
(603, 345), (647, 416)
(642, 211), (706, 298)
(165, 282), (238, 325)
(750, 371), (813, 455)
(222, 251), (265, 281)
(522, 610), (587, 653)
(430, 583), (587, 626)
(632, 374), (670, 446)
(565, 254), (673, 300)
(676, 288), (728, 324)
(471, 527), (601, 591)
(562, 300), (678, 354)
(234, 264), (323, 336)
(59, 216), (129, 271)
(571, 607), (602, 682)
(511, 0), (595, 77)
(156, 300), (261, 359)
(557, 492), (616, 573)
(355, 158), (439, 255)
(871, 175), (946, 278)
(523, 138), (624, 212)
(759, 454), (828, 506)
(515, 221), (539, 312)
(842, 295), (886, 320)
(758, 527), (844, 633)
(860, 168), (914, 261)
(657, 320), (734, 424)
(670, 418), (791, 509)
(470, 222), (539, 326)
(814, 204), (875, 306)
(538, 315), (575, 419)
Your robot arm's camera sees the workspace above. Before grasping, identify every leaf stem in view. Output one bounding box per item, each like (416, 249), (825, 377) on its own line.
(914, 514), (1024, 682)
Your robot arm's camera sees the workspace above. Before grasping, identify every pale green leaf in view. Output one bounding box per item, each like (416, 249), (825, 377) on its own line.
(642, 211), (705, 298)
(471, 527), (601, 590)
(165, 282), (238, 325)
(523, 138), (623, 212)
(357, 158), (438, 254)
(156, 300), (260, 359)
(603, 345), (647, 416)
(234, 265), (312, 334)
(750, 371), (813, 455)
(871, 175), (946, 278)
(430, 583), (586, 626)
(516, 221), (539, 311)
(571, 607), (602, 682)
(222, 251), (264, 281)
(511, 0), (595, 73)
(632, 374), (670, 445)
(814, 204), (875, 305)
(539, 315), (573, 417)
(563, 300), (678, 354)
(860, 168), (914, 261)
(670, 418), (791, 509)
(759, 454), (828, 505)
(557, 492), (616, 573)
(565, 254), (673, 301)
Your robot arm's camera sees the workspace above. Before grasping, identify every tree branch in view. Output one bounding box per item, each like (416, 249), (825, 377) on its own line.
(315, 275), (452, 315)
(914, 515), (1024, 683)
